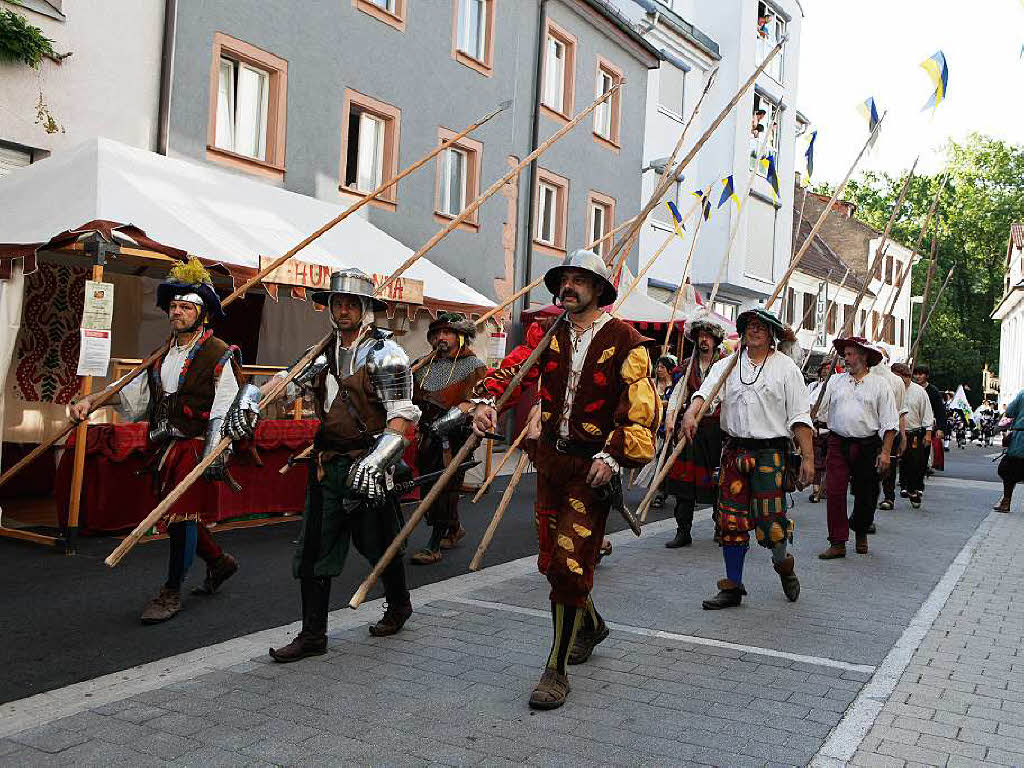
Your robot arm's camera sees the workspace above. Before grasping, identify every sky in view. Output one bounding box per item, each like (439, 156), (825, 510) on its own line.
(796, 0), (1024, 184)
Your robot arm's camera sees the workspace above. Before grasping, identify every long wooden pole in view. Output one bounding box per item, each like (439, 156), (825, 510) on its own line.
(780, 186), (810, 319)
(104, 332), (332, 566)
(0, 104), (508, 493)
(349, 312), (568, 608)
(471, 410), (533, 502)
(377, 82), (623, 296)
(637, 114), (885, 519)
(908, 264), (954, 366)
(660, 211), (705, 353)
(468, 451), (529, 572)
(916, 257), (936, 344)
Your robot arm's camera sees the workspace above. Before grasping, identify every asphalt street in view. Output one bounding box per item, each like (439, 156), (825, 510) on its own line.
(0, 464), (675, 705)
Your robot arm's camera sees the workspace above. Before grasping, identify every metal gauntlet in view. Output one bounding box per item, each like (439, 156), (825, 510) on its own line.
(224, 383), (261, 440)
(201, 417), (241, 492)
(284, 352), (328, 405)
(347, 430), (407, 501)
(431, 406), (469, 437)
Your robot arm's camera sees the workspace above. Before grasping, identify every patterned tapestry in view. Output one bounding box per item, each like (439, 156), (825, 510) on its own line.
(14, 263), (88, 404)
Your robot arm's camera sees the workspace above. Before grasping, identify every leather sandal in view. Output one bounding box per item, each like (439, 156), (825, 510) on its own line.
(410, 548), (442, 565)
(528, 669), (571, 710)
(818, 543), (846, 560)
(702, 579), (745, 610)
(439, 524), (466, 550)
(855, 534), (868, 554)
(568, 622), (609, 665)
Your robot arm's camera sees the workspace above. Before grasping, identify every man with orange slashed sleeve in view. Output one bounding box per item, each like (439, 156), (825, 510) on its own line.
(467, 249), (658, 711)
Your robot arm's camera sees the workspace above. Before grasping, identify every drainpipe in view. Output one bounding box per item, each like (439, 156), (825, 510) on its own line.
(520, 0), (549, 321)
(157, 0), (178, 155)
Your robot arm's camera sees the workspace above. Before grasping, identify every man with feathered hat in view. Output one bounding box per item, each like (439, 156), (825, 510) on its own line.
(466, 249), (659, 710)
(663, 313), (727, 548)
(268, 268), (420, 663)
(409, 312), (486, 565)
(681, 308), (814, 610)
(816, 337), (898, 558)
(71, 258), (260, 623)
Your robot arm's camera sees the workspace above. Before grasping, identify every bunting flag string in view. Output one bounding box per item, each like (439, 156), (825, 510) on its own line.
(665, 201), (686, 240)
(717, 175), (739, 211)
(691, 185), (713, 222)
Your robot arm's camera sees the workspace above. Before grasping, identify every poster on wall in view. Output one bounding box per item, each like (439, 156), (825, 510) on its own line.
(76, 329), (111, 377)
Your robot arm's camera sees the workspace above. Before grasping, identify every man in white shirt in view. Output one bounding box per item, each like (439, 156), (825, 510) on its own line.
(682, 309), (814, 610)
(807, 360), (832, 505)
(892, 363), (934, 508)
(876, 346), (908, 511)
(71, 259), (259, 623)
(816, 337), (898, 558)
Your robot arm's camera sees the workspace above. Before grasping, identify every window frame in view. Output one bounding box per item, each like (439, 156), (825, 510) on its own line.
(711, 300), (738, 323)
(657, 62), (686, 122)
(540, 19), (577, 124)
(353, 0), (406, 32)
(206, 32), (288, 179)
(592, 56), (623, 150)
(451, 0), (495, 76)
(339, 88), (402, 210)
(756, 2), (786, 84)
(533, 167), (570, 257)
(586, 190), (616, 258)
(433, 126), (483, 231)
(750, 92), (780, 177)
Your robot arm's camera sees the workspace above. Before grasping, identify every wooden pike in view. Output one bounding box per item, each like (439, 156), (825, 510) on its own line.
(917, 256), (937, 343)
(377, 81), (624, 297)
(908, 263), (955, 366)
(638, 112), (886, 519)
(468, 451), (530, 571)
(349, 313), (569, 608)
(471, 405), (535, 502)
(105, 332), (333, 566)
(0, 103), (509, 494)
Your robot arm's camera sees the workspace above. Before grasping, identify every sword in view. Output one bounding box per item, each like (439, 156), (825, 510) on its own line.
(394, 460), (481, 496)
(598, 472), (641, 537)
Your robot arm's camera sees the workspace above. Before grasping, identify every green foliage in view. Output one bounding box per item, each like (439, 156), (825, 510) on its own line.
(818, 134), (1024, 402)
(0, 7), (57, 68)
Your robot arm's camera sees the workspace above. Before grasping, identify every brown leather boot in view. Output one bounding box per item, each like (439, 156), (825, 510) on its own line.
(855, 533), (868, 554)
(702, 579), (746, 610)
(192, 553), (238, 595)
(818, 543), (846, 560)
(269, 631), (327, 663)
(369, 602), (412, 637)
(994, 497), (1011, 513)
(140, 587), (181, 624)
(439, 524), (466, 550)
(773, 554), (800, 602)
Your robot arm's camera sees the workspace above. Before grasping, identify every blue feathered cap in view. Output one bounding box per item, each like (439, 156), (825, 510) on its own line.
(155, 258), (225, 320)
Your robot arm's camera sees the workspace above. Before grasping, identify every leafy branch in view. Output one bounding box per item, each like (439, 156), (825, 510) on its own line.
(0, 6), (70, 68)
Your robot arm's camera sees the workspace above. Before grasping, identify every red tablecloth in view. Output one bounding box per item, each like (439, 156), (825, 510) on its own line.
(56, 420), (317, 533)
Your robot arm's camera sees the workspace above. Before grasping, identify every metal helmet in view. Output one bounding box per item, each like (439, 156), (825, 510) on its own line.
(544, 249), (617, 307)
(309, 267), (389, 312)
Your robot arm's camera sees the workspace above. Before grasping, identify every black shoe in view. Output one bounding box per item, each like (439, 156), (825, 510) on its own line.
(192, 553), (238, 595)
(369, 602), (412, 637)
(665, 529), (692, 548)
(878, 500), (894, 511)
(899, 489), (909, 497)
(702, 579), (746, 610)
(773, 554), (800, 603)
(867, 524), (876, 534)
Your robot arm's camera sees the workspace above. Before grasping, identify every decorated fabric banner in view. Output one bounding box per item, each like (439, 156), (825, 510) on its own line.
(950, 385), (973, 420)
(14, 263), (89, 403)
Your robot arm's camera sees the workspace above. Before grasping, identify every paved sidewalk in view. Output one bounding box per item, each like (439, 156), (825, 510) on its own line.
(0, 474), (1015, 767)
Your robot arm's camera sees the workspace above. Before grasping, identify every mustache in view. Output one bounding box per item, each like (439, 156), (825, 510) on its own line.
(560, 291), (580, 301)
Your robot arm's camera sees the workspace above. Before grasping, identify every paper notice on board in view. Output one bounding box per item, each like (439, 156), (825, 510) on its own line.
(82, 280), (114, 331)
(77, 329), (111, 377)
(486, 331), (507, 362)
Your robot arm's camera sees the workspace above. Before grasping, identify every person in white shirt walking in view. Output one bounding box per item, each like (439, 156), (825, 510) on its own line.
(876, 346), (908, 512)
(807, 361), (831, 504)
(891, 363), (934, 508)
(817, 337), (898, 558)
(682, 309), (814, 610)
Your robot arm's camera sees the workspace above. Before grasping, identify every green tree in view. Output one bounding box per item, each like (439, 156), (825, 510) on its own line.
(815, 133), (1023, 401)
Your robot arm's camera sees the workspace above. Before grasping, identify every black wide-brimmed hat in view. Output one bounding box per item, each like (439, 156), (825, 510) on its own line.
(427, 312), (476, 343)
(155, 257), (224, 320)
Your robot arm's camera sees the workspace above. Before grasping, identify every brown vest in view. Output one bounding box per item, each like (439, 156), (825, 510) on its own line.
(150, 331), (235, 438)
(313, 340), (387, 454)
(536, 317), (651, 451)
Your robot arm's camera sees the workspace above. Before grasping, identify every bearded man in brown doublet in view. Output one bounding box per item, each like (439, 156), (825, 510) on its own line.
(468, 249), (659, 711)
(409, 313), (486, 565)
(269, 268), (420, 663)
(71, 259), (258, 624)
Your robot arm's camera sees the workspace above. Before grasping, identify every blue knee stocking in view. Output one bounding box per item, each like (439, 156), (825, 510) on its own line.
(722, 545), (746, 585)
(166, 521), (198, 590)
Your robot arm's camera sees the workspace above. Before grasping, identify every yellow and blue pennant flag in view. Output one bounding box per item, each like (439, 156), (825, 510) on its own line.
(857, 97), (880, 133)
(764, 154), (780, 201)
(665, 201), (686, 239)
(804, 130), (817, 181)
(920, 50), (948, 112)
(717, 175), (739, 211)
(691, 186), (712, 222)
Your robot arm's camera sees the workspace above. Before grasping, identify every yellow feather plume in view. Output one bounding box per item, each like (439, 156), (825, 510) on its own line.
(168, 256), (213, 285)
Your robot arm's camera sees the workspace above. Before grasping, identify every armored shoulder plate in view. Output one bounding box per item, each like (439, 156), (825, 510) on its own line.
(365, 337), (413, 404)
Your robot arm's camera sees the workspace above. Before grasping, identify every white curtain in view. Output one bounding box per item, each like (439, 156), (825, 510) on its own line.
(0, 262), (26, 470)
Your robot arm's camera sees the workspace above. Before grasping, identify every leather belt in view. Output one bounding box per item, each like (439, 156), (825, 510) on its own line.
(724, 434), (789, 450)
(550, 437), (599, 459)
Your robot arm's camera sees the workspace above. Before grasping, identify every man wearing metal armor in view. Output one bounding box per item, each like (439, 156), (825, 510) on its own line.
(469, 250), (659, 710)
(409, 313), (486, 565)
(270, 268), (420, 663)
(71, 259), (259, 623)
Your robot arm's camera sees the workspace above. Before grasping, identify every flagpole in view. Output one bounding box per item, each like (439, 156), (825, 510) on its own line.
(660, 212), (706, 353)
(908, 264), (955, 367)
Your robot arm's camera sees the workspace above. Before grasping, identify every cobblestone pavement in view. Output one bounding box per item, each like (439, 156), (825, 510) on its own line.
(0, 473), (1014, 767)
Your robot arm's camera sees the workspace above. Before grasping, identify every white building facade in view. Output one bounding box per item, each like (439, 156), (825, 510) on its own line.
(992, 224), (1024, 410)
(610, 0), (805, 323)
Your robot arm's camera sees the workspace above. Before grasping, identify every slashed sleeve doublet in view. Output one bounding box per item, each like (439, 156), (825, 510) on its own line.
(604, 343), (659, 468)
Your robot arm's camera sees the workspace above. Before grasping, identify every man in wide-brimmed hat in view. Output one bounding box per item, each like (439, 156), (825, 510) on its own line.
(467, 249), (659, 710)
(71, 258), (258, 623)
(409, 312), (487, 565)
(816, 336), (898, 558)
(682, 308), (814, 611)
(269, 268), (421, 663)
(663, 313), (727, 548)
